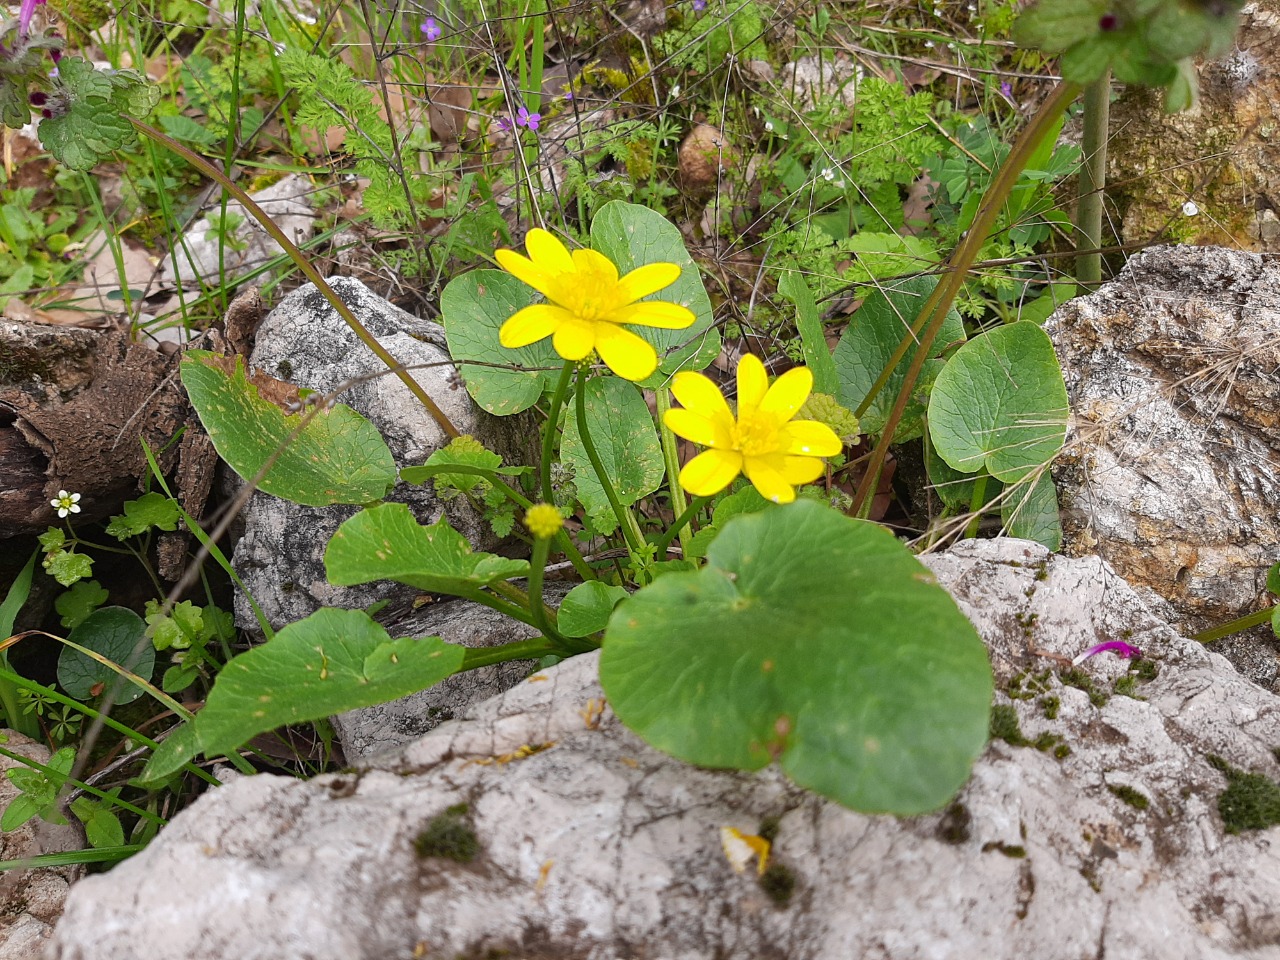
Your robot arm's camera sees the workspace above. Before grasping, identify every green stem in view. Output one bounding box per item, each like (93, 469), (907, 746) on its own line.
(655, 387), (689, 549)
(964, 473), (989, 540)
(460, 636), (561, 670)
(1076, 72), (1111, 287)
(0, 666), (220, 787)
(80, 175), (134, 321)
(0, 846), (145, 872)
(653, 495), (710, 558)
(1193, 605), (1275, 645)
(851, 81), (1081, 516)
(0, 745), (165, 825)
(128, 119), (460, 440)
(454, 587), (540, 630)
(525, 536), (590, 653)
(542, 362), (575, 503)
(575, 373), (643, 557)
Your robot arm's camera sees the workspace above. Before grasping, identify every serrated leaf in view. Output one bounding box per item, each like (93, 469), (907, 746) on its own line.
(145, 600), (203, 651)
(325, 502), (529, 594)
(600, 501), (993, 814)
(43, 551), (93, 588)
(57, 607), (154, 705)
(181, 351), (396, 506)
(1012, 0), (1106, 53)
(105, 492), (180, 540)
(441, 271), (561, 416)
(418, 436), (503, 494)
(560, 377), (665, 523)
(557, 581), (629, 638)
(190, 608), (465, 757)
(0, 77), (29, 129)
(38, 58), (136, 171)
(589, 201), (720, 385)
(928, 322), (1069, 483)
(55, 580), (110, 630)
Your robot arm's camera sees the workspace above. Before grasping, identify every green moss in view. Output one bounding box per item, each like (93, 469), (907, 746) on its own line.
(982, 841), (1026, 858)
(1208, 755), (1280, 835)
(1040, 695), (1060, 720)
(1107, 784), (1150, 811)
(1272, 747), (1280, 765)
(1007, 669), (1052, 702)
(757, 814), (781, 844)
(1053, 743), (1072, 760)
(758, 863), (796, 907)
(936, 801), (972, 845)
(991, 704), (1027, 745)
(1059, 668), (1109, 707)
(415, 804), (480, 862)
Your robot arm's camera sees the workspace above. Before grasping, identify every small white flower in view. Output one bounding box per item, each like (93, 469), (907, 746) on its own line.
(670, 83), (681, 100)
(1182, 200), (1200, 217)
(764, 120), (774, 133)
(51, 490), (81, 519)
(924, 39), (935, 48)
(821, 167), (836, 182)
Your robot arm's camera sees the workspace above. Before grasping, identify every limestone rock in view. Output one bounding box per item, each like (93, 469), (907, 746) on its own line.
(1045, 245), (1280, 687)
(780, 54), (861, 111)
(47, 541), (1280, 960)
(0, 732), (84, 960)
(230, 277), (535, 632)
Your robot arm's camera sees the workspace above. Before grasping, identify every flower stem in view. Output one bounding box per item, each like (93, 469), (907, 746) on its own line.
(655, 387), (690, 550)
(542, 361), (575, 504)
(575, 373), (643, 557)
(964, 473), (989, 539)
(1193, 605), (1275, 645)
(1076, 72), (1111, 287)
(653, 495), (711, 559)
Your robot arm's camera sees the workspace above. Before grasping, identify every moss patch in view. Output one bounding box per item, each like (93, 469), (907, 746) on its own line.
(936, 801), (972, 845)
(1059, 668), (1109, 707)
(1039, 695), (1060, 720)
(415, 803), (480, 862)
(990, 704), (1070, 758)
(982, 841), (1026, 858)
(1107, 784), (1150, 811)
(1208, 755), (1280, 835)
(758, 863), (796, 907)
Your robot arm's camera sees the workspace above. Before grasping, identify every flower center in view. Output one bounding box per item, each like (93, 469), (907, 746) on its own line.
(556, 264), (618, 323)
(732, 410), (782, 457)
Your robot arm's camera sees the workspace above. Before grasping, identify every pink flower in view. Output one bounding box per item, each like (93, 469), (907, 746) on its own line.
(516, 105), (541, 131)
(421, 17), (442, 42)
(1072, 640), (1142, 667)
(19, 0), (46, 39)
(494, 116), (513, 133)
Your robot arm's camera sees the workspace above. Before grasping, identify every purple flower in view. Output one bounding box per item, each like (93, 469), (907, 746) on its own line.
(494, 116), (513, 133)
(999, 81), (1013, 100)
(421, 17), (442, 42)
(693, 0), (706, 9)
(1072, 640), (1142, 667)
(515, 106), (541, 131)
(19, 0), (46, 39)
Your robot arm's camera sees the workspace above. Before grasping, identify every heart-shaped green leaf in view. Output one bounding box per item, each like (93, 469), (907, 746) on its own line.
(191, 608), (464, 757)
(561, 377), (665, 525)
(590, 200), (720, 384)
(181, 352), (396, 506)
(557, 582), (630, 638)
(441, 271), (562, 416)
(325, 502), (529, 594)
(600, 500), (993, 814)
(928, 321), (1069, 483)
(57, 607), (154, 705)
(1001, 471), (1063, 550)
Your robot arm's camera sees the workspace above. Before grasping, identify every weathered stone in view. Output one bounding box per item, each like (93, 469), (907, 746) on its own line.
(0, 732), (84, 960)
(230, 277), (536, 632)
(1046, 245), (1280, 688)
(1106, 1), (1280, 252)
(780, 54), (861, 110)
(334, 583), (573, 762)
(47, 541), (1280, 960)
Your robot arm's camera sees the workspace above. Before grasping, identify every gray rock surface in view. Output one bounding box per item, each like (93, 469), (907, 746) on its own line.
(230, 277), (535, 632)
(48, 540), (1280, 960)
(335, 583), (573, 762)
(1046, 245), (1280, 688)
(0, 732), (84, 960)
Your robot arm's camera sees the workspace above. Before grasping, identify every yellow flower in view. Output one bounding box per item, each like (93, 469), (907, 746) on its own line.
(495, 228), (696, 381)
(664, 356), (843, 504)
(523, 503), (564, 540)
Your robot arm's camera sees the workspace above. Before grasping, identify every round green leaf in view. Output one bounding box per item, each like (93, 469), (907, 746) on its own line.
(325, 502), (530, 594)
(557, 582), (630, 638)
(57, 607), (153, 705)
(441, 270), (561, 415)
(589, 201), (720, 385)
(928, 321), (1069, 483)
(192, 608), (465, 757)
(1000, 471), (1063, 551)
(181, 352), (396, 506)
(600, 500), (993, 814)
(561, 377), (665, 524)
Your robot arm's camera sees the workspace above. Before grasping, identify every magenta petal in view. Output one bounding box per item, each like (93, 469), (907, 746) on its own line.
(1071, 640), (1142, 666)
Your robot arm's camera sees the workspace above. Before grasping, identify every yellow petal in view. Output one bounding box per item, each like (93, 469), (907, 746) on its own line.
(616, 262), (681, 304)
(663, 408), (733, 449)
(759, 366), (813, 421)
(553, 318), (597, 361)
(743, 455), (796, 504)
(609, 301), (697, 329)
(495, 249), (561, 301)
(679, 449), (743, 496)
(736, 354), (769, 413)
(780, 455), (825, 485)
(524, 228), (575, 273)
(782, 420), (843, 457)
(671, 371), (733, 423)
(572, 248), (620, 285)
(594, 322), (657, 381)
(499, 303), (569, 348)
